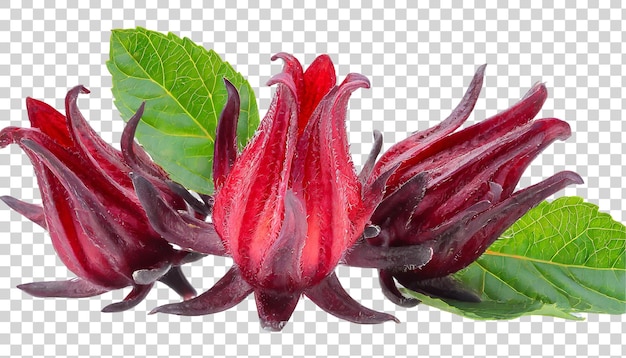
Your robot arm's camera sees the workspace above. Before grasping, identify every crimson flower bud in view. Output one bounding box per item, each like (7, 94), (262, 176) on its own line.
(143, 54), (428, 330)
(343, 66), (583, 306)
(1, 87), (204, 311)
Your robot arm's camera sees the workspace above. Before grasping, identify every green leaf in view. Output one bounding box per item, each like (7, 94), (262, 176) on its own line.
(405, 196), (626, 320)
(106, 27), (259, 194)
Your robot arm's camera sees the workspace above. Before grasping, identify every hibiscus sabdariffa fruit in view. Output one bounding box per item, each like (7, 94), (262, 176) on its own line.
(343, 65), (583, 306)
(139, 53), (433, 330)
(0, 86), (206, 312)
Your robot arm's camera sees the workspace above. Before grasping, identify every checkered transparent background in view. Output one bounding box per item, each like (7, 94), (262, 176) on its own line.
(0, 1), (624, 357)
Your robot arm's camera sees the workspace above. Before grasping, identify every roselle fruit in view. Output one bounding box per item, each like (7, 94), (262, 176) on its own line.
(0, 86), (206, 312)
(343, 66), (583, 306)
(138, 54), (430, 330)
